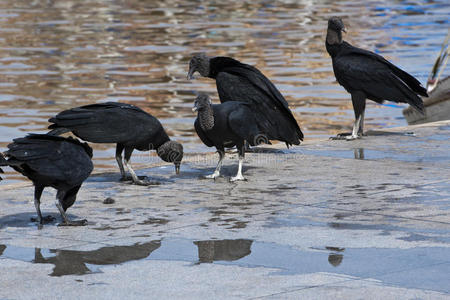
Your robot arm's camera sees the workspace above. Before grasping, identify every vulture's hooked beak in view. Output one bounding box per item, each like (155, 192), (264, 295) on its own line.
(187, 67), (195, 80)
(192, 102), (199, 112)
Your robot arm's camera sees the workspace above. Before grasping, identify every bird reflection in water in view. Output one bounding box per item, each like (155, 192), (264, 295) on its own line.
(32, 240), (161, 276)
(328, 253), (344, 267)
(354, 148), (365, 160)
(326, 246), (345, 267)
(194, 239), (253, 263)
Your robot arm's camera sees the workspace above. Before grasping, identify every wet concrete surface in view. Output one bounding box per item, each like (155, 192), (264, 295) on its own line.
(0, 121), (449, 299)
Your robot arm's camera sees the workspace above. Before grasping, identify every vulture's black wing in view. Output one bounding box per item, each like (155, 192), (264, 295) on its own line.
(6, 134), (93, 185)
(48, 102), (166, 145)
(333, 42), (426, 112)
(210, 57), (303, 145)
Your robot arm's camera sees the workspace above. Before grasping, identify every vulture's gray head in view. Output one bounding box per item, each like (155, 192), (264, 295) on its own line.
(157, 141), (183, 174)
(187, 53), (211, 79)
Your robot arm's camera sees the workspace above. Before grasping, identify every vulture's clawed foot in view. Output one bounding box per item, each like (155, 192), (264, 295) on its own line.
(345, 134), (362, 141)
(58, 219), (88, 227)
(204, 172), (220, 180)
(132, 179), (160, 186)
(230, 175), (246, 182)
(330, 132), (363, 140)
(31, 215), (55, 224)
(330, 132), (352, 140)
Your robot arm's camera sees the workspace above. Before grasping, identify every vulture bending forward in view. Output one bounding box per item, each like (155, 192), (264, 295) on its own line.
(48, 102), (183, 185)
(0, 134), (93, 227)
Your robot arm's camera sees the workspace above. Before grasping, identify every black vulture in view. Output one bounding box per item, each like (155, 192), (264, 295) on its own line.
(0, 134), (93, 226)
(193, 94), (268, 181)
(188, 54), (303, 147)
(326, 17), (427, 140)
(48, 102), (183, 185)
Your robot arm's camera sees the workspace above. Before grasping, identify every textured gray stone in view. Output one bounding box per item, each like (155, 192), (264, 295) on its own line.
(0, 121), (449, 299)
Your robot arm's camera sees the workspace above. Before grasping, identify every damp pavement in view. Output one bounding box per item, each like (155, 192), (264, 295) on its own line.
(0, 121), (449, 299)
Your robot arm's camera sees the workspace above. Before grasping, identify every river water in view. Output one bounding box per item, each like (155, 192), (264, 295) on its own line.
(0, 0), (448, 181)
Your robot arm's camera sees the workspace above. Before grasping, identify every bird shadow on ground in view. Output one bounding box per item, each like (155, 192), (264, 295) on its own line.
(161, 163), (255, 180)
(0, 212), (82, 229)
(170, 167), (206, 179)
(245, 147), (286, 154)
(191, 165), (257, 181)
(365, 130), (416, 136)
(87, 172), (171, 185)
(83, 163), (259, 184)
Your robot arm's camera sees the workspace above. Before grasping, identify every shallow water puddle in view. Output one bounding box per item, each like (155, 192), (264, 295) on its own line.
(1, 238), (448, 293)
(0, 240), (162, 276)
(299, 147), (450, 163)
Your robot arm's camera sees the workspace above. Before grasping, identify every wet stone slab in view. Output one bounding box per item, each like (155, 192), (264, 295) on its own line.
(0, 121), (449, 299)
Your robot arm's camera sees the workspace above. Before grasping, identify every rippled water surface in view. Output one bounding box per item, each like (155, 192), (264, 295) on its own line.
(0, 0), (448, 180)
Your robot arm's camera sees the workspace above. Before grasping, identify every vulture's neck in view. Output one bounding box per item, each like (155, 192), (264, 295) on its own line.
(198, 106), (215, 131)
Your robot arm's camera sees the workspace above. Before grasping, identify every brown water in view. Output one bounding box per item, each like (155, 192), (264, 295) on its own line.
(0, 0), (448, 181)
